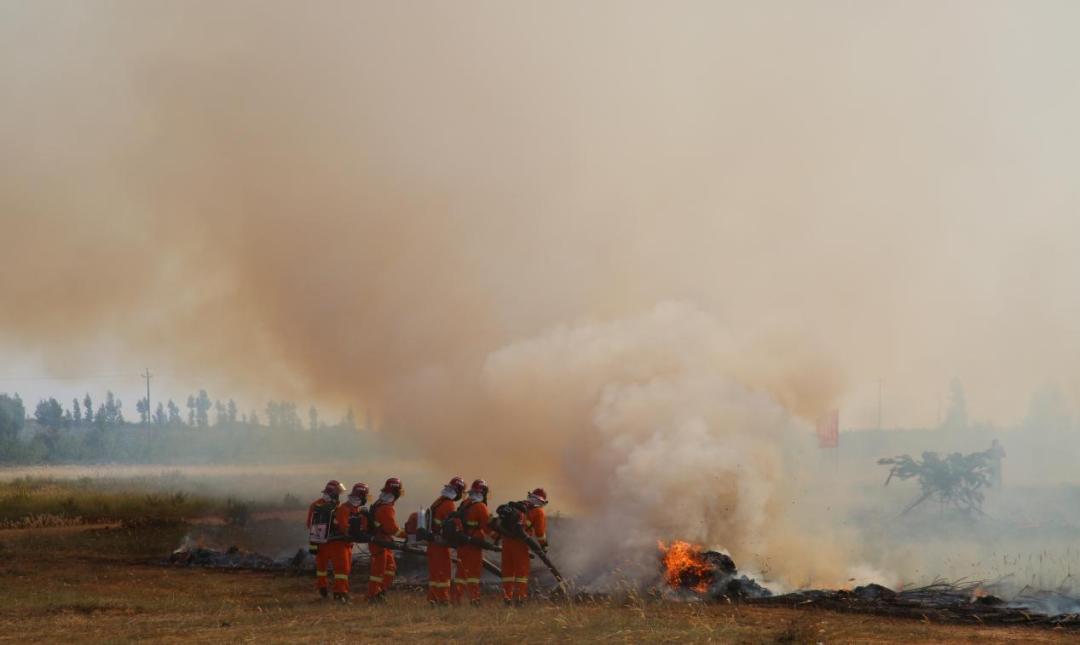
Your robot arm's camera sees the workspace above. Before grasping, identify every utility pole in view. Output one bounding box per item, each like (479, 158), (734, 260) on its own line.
(142, 368), (152, 430)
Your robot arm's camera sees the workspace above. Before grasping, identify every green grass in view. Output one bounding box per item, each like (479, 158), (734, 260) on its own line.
(0, 476), (268, 527)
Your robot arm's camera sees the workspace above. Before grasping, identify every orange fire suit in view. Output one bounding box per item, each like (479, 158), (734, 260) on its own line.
(306, 498), (337, 593)
(329, 502), (366, 594)
(453, 499), (490, 604)
(500, 505), (546, 601)
(367, 501), (401, 599)
(427, 497), (457, 604)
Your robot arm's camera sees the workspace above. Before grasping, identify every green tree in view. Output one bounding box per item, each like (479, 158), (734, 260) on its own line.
(283, 402), (302, 431)
(167, 399), (182, 425)
(226, 399), (238, 424)
(308, 405), (319, 432)
(195, 390), (211, 428)
(153, 402), (167, 426)
(95, 403), (107, 430)
(34, 398), (65, 430)
(0, 393), (26, 443)
(265, 401), (301, 431)
(72, 397), (82, 424)
(83, 393), (94, 424)
(103, 391), (122, 425)
(136, 397), (150, 424)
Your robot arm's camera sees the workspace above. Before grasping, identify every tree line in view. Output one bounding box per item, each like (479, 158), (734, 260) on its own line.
(23, 390), (359, 433)
(0, 391), (367, 465)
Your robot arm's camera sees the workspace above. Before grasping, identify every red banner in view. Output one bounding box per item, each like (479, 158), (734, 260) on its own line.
(816, 409), (839, 449)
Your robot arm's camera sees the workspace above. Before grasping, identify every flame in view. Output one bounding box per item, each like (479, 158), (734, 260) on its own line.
(658, 539), (711, 592)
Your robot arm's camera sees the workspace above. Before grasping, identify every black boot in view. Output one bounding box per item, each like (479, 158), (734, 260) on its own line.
(319, 588), (329, 599)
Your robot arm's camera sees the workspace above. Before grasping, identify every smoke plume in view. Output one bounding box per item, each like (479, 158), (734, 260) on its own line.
(4, 2), (1080, 584)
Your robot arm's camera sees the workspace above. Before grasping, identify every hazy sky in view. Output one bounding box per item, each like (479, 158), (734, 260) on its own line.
(3, 1), (1080, 430)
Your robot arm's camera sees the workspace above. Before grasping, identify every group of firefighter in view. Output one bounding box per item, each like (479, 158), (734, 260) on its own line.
(305, 475), (550, 605)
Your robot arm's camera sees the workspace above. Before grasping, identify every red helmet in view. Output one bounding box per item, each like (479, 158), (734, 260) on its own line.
(382, 477), (404, 496)
(349, 482), (369, 500)
(323, 480), (346, 498)
(527, 488), (548, 505)
(447, 476), (466, 493)
(469, 479), (489, 496)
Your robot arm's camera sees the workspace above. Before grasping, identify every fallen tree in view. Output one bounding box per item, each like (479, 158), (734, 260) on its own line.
(878, 448), (995, 515)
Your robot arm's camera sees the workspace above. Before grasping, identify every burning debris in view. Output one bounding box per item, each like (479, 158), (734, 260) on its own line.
(749, 580), (1080, 629)
(166, 537), (457, 585)
(655, 540), (1080, 629)
(657, 540), (771, 601)
(168, 541), (310, 570)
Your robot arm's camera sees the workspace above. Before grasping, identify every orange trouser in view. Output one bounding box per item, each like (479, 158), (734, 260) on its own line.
(500, 538), (531, 600)
(455, 545), (483, 603)
(316, 542), (352, 593)
(367, 543), (397, 598)
(315, 544), (332, 590)
(427, 544), (453, 603)
(329, 542), (352, 594)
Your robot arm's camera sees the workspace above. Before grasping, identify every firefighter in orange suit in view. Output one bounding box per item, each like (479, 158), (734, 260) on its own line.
(453, 479), (491, 605)
(306, 480), (346, 598)
(499, 488), (549, 604)
(327, 482), (369, 603)
(427, 476), (465, 605)
(367, 477), (404, 602)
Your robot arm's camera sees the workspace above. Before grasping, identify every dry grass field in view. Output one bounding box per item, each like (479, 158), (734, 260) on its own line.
(0, 522), (1075, 644)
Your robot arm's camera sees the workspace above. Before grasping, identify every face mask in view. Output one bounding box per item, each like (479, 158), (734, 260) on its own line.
(348, 495), (363, 507)
(378, 492), (396, 504)
(468, 491), (484, 502)
(528, 495), (547, 507)
(441, 486), (458, 499)
(321, 493), (333, 503)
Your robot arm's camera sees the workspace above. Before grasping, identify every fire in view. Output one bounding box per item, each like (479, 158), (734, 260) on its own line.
(658, 539), (711, 592)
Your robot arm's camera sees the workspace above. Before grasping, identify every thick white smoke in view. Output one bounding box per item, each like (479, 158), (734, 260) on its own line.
(481, 302), (845, 586)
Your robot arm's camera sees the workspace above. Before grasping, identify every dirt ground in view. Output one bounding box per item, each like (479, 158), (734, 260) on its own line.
(0, 525), (1075, 644)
